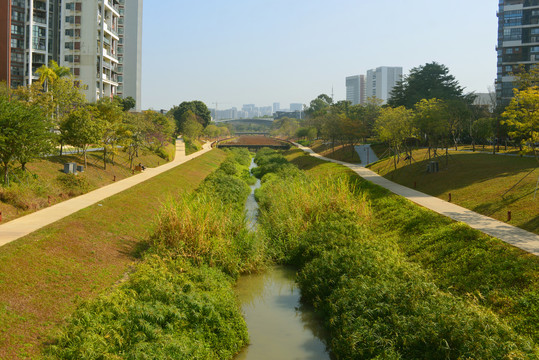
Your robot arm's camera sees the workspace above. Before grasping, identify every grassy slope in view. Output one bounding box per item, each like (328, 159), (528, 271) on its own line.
(0, 144), (175, 224)
(368, 148), (538, 234)
(285, 148), (539, 345)
(309, 140), (361, 164)
(0, 149), (227, 359)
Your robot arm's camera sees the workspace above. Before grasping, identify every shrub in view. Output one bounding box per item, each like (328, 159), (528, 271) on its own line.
(44, 256), (248, 360)
(256, 152), (538, 358)
(56, 173), (90, 196)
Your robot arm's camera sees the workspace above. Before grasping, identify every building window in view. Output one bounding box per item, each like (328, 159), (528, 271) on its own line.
(506, 48), (513, 54)
(10, 52), (24, 63)
(11, 25), (23, 35)
(11, 10), (23, 21)
(504, 28), (522, 41)
(65, 42), (74, 49)
(65, 16), (74, 24)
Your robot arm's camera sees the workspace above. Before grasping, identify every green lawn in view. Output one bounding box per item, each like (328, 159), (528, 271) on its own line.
(368, 148), (538, 234)
(0, 149), (226, 359)
(0, 143), (175, 224)
(309, 140), (361, 164)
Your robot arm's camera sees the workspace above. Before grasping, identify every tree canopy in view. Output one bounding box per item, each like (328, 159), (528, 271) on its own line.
(388, 62), (466, 108)
(169, 101), (211, 131)
(0, 95), (53, 183)
(502, 86), (539, 159)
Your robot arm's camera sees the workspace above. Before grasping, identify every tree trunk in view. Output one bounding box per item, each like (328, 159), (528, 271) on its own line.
(3, 165), (8, 185)
(60, 142), (63, 156)
(21, 162), (26, 171)
(103, 147), (107, 170)
(472, 140), (475, 152)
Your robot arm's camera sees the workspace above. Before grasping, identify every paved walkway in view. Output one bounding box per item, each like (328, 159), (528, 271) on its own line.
(354, 144), (379, 166)
(0, 139), (213, 248)
(295, 143), (539, 256)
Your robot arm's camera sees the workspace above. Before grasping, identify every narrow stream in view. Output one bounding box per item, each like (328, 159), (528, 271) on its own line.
(235, 158), (330, 360)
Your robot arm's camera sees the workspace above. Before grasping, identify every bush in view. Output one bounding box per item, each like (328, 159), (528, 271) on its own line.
(45, 148), (265, 359)
(256, 152), (538, 359)
(56, 173), (90, 196)
(44, 256), (248, 360)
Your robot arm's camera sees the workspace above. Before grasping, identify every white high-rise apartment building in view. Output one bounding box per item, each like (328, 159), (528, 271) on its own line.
(366, 66), (403, 104)
(60, 0), (121, 102)
(59, 0), (141, 106)
(345, 75), (366, 105)
(118, 0), (142, 111)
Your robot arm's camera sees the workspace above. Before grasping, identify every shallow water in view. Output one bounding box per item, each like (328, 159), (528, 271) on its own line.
(245, 158), (261, 231)
(235, 267), (330, 360)
(235, 157), (330, 360)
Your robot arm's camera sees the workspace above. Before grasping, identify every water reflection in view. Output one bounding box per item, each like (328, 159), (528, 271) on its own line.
(235, 267), (330, 360)
(245, 158), (261, 231)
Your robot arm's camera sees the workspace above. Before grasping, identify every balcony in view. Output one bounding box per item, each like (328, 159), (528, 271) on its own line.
(33, 16), (47, 25)
(104, 0), (120, 15)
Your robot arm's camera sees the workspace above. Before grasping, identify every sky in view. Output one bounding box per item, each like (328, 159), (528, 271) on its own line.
(141, 0), (499, 111)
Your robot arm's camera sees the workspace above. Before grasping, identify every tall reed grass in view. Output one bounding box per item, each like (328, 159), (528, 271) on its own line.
(256, 149), (538, 359)
(44, 148), (264, 359)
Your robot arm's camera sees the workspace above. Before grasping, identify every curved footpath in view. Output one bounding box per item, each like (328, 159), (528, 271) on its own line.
(0, 139), (213, 248)
(295, 143), (539, 257)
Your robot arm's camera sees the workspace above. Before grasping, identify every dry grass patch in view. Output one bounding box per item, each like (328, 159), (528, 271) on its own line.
(368, 148), (539, 234)
(309, 140), (361, 163)
(0, 144), (175, 224)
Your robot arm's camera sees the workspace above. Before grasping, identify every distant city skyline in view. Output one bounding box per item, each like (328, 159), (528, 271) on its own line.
(142, 0), (498, 111)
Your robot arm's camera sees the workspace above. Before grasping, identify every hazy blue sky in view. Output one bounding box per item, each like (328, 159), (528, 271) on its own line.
(141, 0), (498, 111)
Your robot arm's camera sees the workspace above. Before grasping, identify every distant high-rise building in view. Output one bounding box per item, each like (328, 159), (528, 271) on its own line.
(496, 0), (539, 106)
(346, 75), (366, 105)
(119, 0), (143, 111)
(290, 103), (303, 112)
(273, 102), (280, 113)
(366, 66), (402, 104)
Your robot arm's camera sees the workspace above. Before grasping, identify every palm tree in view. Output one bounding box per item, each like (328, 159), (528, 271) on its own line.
(35, 60), (71, 92)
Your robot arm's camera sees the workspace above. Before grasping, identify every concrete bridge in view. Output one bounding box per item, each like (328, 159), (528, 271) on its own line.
(215, 135), (291, 151)
(215, 118), (274, 125)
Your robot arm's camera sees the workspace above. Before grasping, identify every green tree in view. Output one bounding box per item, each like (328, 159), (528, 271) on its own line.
(502, 86), (539, 159)
(444, 99), (473, 150)
(169, 101), (211, 131)
(470, 117), (495, 151)
(388, 62), (465, 109)
(95, 99), (124, 169)
(204, 124), (221, 139)
(304, 94), (333, 138)
(375, 106), (415, 168)
(114, 95), (136, 112)
(0, 96), (53, 184)
(414, 98), (449, 159)
(61, 106), (104, 169)
(35, 60), (70, 93)
(180, 110), (203, 139)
